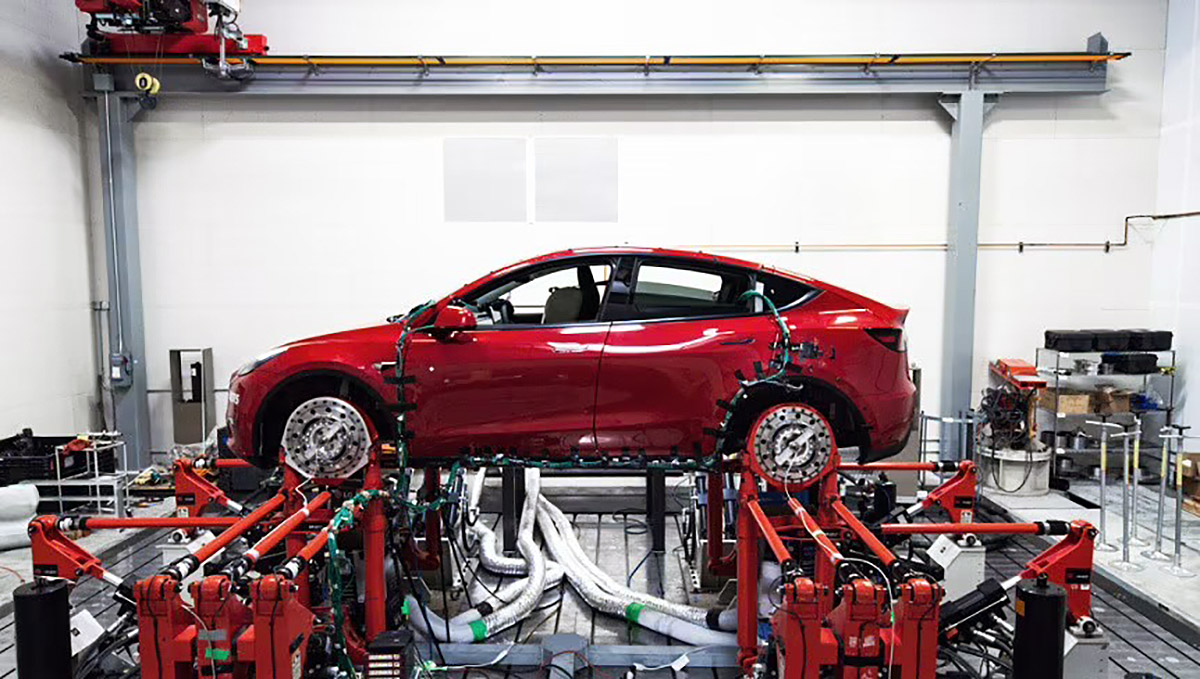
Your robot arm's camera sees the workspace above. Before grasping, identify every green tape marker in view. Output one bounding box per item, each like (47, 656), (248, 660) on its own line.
(625, 602), (645, 623)
(470, 619), (488, 642)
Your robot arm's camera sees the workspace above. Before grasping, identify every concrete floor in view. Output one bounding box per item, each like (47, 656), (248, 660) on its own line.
(0, 497), (176, 617)
(2, 479), (1198, 677)
(987, 480), (1200, 635)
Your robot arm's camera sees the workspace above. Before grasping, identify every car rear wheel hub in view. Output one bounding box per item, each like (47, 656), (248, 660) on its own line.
(282, 397), (371, 478)
(748, 403), (835, 490)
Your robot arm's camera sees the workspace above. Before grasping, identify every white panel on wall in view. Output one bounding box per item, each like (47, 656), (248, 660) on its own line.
(443, 138), (527, 222)
(535, 137), (618, 222)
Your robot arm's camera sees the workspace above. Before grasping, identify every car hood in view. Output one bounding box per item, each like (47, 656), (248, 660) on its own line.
(283, 321), (408, 349)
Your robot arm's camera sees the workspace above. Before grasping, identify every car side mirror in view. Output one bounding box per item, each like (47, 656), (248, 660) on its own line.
(430, 305), (476, 338)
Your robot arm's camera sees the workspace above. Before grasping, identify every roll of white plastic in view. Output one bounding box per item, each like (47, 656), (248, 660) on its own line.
(0, 485), (40, 551)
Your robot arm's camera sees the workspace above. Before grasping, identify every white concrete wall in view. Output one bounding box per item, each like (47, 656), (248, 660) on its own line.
(1153, 0), (1200, 438)
(0, 4), (95, 435)
(123, 0), (1168, 451)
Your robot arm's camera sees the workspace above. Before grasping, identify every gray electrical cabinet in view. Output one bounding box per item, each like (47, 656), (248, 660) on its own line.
(169, 348), (216, 444)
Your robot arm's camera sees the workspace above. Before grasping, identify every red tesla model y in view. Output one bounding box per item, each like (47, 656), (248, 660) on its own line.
(225, 248), (915, 470)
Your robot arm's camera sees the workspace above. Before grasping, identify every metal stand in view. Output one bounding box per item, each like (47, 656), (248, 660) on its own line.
(1089, 421), (1121, 552)
(1142, 427), (1175, 562)
(1163, 427), (1195, 578)
(1111, 430), (1143, 572)
(1129, 417), (1148, 547)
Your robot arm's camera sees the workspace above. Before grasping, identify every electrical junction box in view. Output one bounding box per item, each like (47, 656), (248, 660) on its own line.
(927, 534), (986, 602)
(70, 609), (105, 660)
(1064, 627), (1109, 678)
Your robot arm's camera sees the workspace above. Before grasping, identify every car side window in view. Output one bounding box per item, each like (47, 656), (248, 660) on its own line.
(756, 271), (818, 310)
(465, 261), (613, 326)
(616, 261), (753, 321)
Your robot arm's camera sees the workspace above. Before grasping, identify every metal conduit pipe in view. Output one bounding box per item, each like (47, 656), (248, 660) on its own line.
(678, 210), (1200, 255)
(68, 51), (1129, 69)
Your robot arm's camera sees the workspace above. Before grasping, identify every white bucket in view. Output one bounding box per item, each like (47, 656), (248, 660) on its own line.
(979, 448), (1051, 496)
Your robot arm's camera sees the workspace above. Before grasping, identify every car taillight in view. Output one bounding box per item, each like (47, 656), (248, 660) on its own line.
(866, 328), (905, 352)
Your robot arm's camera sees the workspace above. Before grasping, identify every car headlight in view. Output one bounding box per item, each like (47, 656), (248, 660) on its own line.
(235, 347), (287, 377)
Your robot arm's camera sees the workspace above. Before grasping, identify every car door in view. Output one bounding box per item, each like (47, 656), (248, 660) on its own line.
(592, 257), (780, 457)
(404, 258), (614, 460)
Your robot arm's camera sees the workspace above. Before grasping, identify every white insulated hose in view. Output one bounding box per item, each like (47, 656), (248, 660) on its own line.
(539, 497), (735, 631)
(536, 502), (737, 647)
(409, 469), (546, 642)
(477, 468), (546, 637)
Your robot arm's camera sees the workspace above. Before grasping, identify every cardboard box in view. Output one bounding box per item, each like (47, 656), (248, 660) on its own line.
(1092, 388), (1132, 415)
(1038, 388), (1091, 415)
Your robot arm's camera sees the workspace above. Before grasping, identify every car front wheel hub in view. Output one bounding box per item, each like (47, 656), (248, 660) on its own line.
(282, 396), (372, 478)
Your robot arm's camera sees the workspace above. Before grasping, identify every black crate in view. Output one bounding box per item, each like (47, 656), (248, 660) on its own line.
(1128, 329), (1173, 351)
(0, 430), (116, 485)
(1045, 330), (1095, 352)
(1086, 329), (1132, 352)
(1100, 352), (1159, 375)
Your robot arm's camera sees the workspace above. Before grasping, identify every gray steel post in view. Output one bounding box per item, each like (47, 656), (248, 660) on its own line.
(1130, 418), (1147, 547)
(1165, 435), (1195, 578)
(96, 83), (151, 471)
(1089, 421), (1120, 552)
(1113, 432), (1142, 571)
(501, 467), (524, 554)
(938, 91), (991, 459)
(1144, 429), (1174, 561)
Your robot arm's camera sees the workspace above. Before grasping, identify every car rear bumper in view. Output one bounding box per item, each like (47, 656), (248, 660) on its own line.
(860, 380), (917, 462)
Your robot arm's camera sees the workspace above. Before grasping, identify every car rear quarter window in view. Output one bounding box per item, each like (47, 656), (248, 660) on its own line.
(757, 272), (817, 310)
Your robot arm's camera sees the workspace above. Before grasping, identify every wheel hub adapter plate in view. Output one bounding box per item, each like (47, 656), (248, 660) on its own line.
(282, 396), (371, 479)
(747, 403), (836, 490)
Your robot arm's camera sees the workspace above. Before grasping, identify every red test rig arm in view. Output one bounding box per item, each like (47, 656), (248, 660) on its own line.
(842, 460), (979, 523)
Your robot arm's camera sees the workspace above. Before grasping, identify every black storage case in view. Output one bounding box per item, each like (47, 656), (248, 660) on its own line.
(1101, 352), (1159, 375)
(1086, 329), (1132, 351)
(1045, 330), (1096, 352)
(0, 429), (116, 485)
(1128, 329), (1173, 351)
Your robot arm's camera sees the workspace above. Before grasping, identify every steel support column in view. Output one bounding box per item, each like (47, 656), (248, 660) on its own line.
(646, 468), (666, 552)
(938, 91), (993, 459)
(96, 79), (151, 470)
(501, 467), (524, 554)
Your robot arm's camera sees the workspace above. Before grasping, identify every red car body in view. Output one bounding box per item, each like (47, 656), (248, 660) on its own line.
(226, 248), (916, 467)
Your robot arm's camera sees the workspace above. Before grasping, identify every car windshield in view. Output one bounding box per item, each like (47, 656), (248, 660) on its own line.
(387, 299), (436, 323)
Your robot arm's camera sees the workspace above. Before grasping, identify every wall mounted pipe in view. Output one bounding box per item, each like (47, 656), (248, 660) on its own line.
(678, 210), (1200, 255)
(68, 51), (1129, 69)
